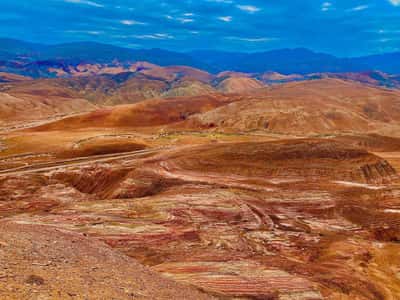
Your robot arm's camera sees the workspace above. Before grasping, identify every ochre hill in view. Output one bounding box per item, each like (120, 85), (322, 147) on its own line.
(0, 87), (95, 125)
(31, 78), (400, 136)
(0, 64), (268, 110)
(141, 65), (214, 83)
(0, 72), (32, 82)
(156, 139), (397, 184)
(185, 79), (400, 135)
(32, 94), (238, 130)
(215, 76), (265, 93)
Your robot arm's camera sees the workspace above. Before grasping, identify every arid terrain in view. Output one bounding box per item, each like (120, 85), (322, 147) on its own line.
(1, 62), (400, 300)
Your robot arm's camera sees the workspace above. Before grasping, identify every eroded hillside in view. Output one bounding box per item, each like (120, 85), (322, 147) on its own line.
(1, 78), (400, 299)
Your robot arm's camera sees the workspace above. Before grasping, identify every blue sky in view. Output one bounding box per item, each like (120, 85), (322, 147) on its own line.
(0, 0), (400, 56)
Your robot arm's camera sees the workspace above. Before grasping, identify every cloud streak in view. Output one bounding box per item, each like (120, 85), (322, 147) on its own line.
(64, 0), (104, 8)
(134, 33), (174, 40)
(236, 5), (261, 13)
(226, 36), (277, 42)
(120, 20), (146, 25)
(218, 16), (232, 22)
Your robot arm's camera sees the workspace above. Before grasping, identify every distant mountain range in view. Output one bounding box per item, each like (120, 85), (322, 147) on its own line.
(189, 49), (400, 74)
(0, 38), (205, 70)
(1, 38), (400, 76)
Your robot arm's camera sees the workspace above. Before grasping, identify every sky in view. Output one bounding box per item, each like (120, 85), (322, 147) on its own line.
(0, 0), (400, 56)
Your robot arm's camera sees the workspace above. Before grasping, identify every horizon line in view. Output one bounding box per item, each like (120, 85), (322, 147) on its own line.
(1, 37), (399, 59)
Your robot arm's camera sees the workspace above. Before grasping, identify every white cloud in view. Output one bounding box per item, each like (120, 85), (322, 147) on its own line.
(177, 18), (194, 23)
(120, 20), (146, 25)
(321, 2), (332, 11)
(134, 33), (174, 40)
(165, 13), (195, 24)
(206, 0), (233, 3)
(218, 16), (232, 22)
(349, 5), (369, 11)
(64, 0), (104, 8)
(226, 36), (277, 42)
(65, 30), (102, 35)
(389, 0), (400, 6)
(236, 5), (261, 13)
(377, 29), (400, 34)
(86, 31), (101, 35)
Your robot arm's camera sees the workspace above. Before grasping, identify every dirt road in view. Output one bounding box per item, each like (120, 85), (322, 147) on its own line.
(0, 147), (167, 177)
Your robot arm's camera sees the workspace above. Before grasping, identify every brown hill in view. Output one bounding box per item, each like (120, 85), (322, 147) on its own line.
(217, 71), (253, 78)
(158, 139), (396, 184)
(26, 78), (400, 136)
(53, 76), (119, 104)
(1, 62), (273, 103)
(141, 65), (214, 83)
(0, 73), (215, 108)
(331, 134), (400, 152)
(0, 72), (31, 82)
(46, 62), (214, 83)
(259, 71), (304, 83)
(0, 86), (96, 125)
(0, 80), (96, 123)
(216, 76), (265, 93)
(32, 94), (237, 130)
(308, 71), (400, 89)
(104, 74), (169, 105)
(1, 65), (277, 117)
(9, 77), (400, 136)
(162, 79), (215, 98)
(185, 79), (400, 135)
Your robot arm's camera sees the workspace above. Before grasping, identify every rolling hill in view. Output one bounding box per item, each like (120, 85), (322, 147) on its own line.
(0, 65), (266, 111)
(31, 94), (237, 130)
(184, 79), (400, 135)
(0, 89), (95, 125)
(27, 78), (400, 137)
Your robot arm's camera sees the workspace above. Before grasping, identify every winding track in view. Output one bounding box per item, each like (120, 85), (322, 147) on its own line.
(0, 147), (168, 177)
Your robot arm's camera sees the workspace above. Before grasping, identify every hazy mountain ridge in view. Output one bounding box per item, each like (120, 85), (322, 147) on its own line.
(2, 38), (400, 76)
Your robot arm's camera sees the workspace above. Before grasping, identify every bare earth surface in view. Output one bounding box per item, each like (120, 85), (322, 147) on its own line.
(0, 221), (213, 300)
(1, 79), (400, 299)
